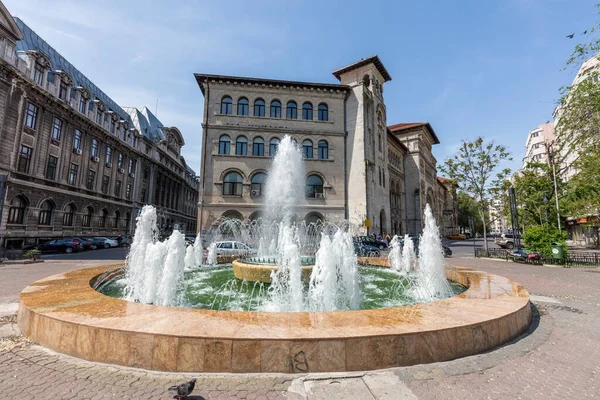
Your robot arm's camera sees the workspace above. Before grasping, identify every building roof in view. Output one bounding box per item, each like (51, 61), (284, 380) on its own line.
(388, 122), (440, 145)
(14, 18), (135, 131)
(194, 73), (349, 96)
(332, 55), (392, 82)
(124, 106), (165, 143)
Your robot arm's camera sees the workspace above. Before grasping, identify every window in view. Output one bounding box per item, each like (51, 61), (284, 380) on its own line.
(63, 204), (75, 226)
(68, 163), (79, 185)
(59, 82), (68, 101)
(105, 146), (112, 165)
(220, 96), (233, 115)
(306, 175), (324, 198)
(91, 139), (98, 158)
(79, 95), (86, 113)
(251, 173), (266, 197)
(115, 180), (122, 197)
(114, 211), (121, 229)
(143, 168), (149, 180)
(73, 130), (82, 150)
(126, 184), (132, 199)
(51, 118), (62, 141)
(254, 99), (265, 117)
(7, 196), (26, 224)
(128, 159), (135, 174)
(121, 126), (127, 142)
(101, 175), (110, 194)
(270, 100), (282, 118)
(17, 145), (32, 173)
(140, 188), (147, 203)
(82, 207), (93, 227)
(223, 172), (243, 196)
(25, 103), (38, 129)
(235, 136), (248, 155)
(253, 137), (264, 156)
(38, 201), (53, 225)
(219, 135), (230, 154)
(99, 209), (108, 228)
(302, 102), (313, 120)
(270, 138), (279, 156)
(86, 169), (96, 190)
(117, 153), (124, 169)
(318, 140), (329, 159)
(318, 103), (328, 121)
(302, 140), (313, 158)
(383, 170), (386, 187)
(378, 131), (382, 152)
(46, 155), (58, 180)
(96, 110), (103, 125)
(286, 101), (297, 119)
(237, 97), (249, 115)
(34, 63), (44, 85)
(110, 119), (116, 134)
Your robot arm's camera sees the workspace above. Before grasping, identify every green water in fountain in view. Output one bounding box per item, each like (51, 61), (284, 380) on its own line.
(100, 264), (466, 312)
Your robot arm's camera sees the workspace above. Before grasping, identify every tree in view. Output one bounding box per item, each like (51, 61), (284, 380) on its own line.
(439, 137), (512, 249)
(457, 192), (484, 233)
(522, 225), (568, 257)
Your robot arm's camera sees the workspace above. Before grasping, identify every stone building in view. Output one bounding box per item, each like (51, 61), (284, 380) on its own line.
(196, 56), (457, 236)
(0, 9), (198, 250)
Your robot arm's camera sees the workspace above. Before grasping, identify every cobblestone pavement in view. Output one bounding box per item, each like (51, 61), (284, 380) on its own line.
(1, 258), (599, 399)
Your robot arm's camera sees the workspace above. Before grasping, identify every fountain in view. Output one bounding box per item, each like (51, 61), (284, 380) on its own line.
(16, 133), (533, 373)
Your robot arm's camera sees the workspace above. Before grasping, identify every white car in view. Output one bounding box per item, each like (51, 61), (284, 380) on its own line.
(214, 241), (256, 257)
(97, 237), (119, 248)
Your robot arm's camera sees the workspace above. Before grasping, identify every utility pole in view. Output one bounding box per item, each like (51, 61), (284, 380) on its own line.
(509, 187), (521, 250)
(547, 143), (561, 232)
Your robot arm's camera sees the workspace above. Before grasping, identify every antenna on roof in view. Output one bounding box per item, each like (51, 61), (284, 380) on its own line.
(155, 98), (159, 117)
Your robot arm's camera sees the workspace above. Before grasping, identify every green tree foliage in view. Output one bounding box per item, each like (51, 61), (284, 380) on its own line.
(522, 225), (568, 257)
(457, 192), (484, 233)
(440, 137), (512, 249)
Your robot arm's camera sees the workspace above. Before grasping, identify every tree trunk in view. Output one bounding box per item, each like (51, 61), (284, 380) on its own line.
(480, 209), (488, 250)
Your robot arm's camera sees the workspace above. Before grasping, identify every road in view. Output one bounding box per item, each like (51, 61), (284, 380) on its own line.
(443, 238), (502, 258)
(40, 246), (128, 261)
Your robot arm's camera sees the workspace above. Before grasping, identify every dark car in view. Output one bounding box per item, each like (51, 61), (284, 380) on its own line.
(33, 238), (84, 254)
(401, 236), (452, 257)
(73, 237), (93, 250)
(116, 235), (133, 247)
(353, 241), (381, 257)
(356, 236), (388, 250)
(81, 237), (107, 250)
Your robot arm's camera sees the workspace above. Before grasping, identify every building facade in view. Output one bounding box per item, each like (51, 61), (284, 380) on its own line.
(196, 56), (457, 236)
(522, 122), (555, 168)
(0, 7), (198, 250)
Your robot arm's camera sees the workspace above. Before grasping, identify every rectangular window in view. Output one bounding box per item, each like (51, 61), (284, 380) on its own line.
(105, 146), (112, 165)
(143, 168), (149, 180)
(59, 82), (68, 101)
(101, 175), (110, 194)
(115, 180), (122, 197)
(17, 145), (32, 173)
(25, 103), (38, 129)
(125, 184), (132, 199)
(110, 119), (115, 133)
(90, 139), (98, 157)
(73, 130), (82, 150)
(121, 127), (127, 141)
(253, 141), (264, 156)
(67, 163), (79, 185)
(118, 153), (124, 169)
(79, 96), (86, 113)
(128, 159), (135, 174)
(34, 63), (44, 86)
(140, 188), (147, 203)
(86, 169), (96, 190)
(46, 155), (58, 180)
(96, 111), (102, 125)
(51, 118), (62, 141)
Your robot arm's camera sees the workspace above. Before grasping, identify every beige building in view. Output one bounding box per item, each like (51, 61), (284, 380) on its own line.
(196, 56), (457, 236)
(523, 122), (555, 168)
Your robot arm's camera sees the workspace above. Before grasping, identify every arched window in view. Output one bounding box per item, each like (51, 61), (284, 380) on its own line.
(62, 203), (75, 226)
(253, 137), (264, 156)
(99, 209), (108, 228)
(270, 100), (281, 118)
(251, 173), (266, 197)
(220, 96), (232, 115)
(82, 206), (93, 227)
(270, 138), (280, 157)
(302, 102), (313, 120)
(7, 196), (27, 224)
(286, 101), (297, 119)
(219, 135), (230, 154)
(38, 200), (53, 225)
(378, 131), (382, 152)
(378, 167), (382, 185)
(318, 140), (329, 159)
(114, 210), (121, 229)
(223, 172), (243, 196)
(254, 99), (265, 117)
(235, 136), (248, 155)
(382, 169), (386, 187)
(305, 175), (324, 198)
(125, 212), (131, 231)
(318, 103), (328, 121)
(237, 97), (249, 116)
(302, 140), (313, 158)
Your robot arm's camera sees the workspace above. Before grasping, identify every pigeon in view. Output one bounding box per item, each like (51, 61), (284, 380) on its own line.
(567, 33), (574, 39)
(583, 30), (588, 34)
(168, 378), (196, 399)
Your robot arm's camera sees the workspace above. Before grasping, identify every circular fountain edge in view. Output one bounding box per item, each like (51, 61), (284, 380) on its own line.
(17, 260), (532, 373)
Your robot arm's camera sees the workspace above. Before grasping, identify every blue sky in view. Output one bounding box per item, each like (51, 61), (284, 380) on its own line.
(6, 0), (599, 175)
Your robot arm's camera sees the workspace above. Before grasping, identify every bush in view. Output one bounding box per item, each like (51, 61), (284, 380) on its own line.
(24, 249), (41, 259)
(522, 225), (568, 256)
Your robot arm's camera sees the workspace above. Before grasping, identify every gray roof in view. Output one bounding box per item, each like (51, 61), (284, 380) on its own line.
(14, 17), (134, 130)
(124, 106), (164, 143)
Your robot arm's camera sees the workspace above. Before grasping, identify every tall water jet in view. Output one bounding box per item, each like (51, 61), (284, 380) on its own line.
(125, 206), (158, 302)
(401, 234), (417, 274)
(388, 235), (403, 272)
(206, 242), (217, 266)
(155, 231), (187, 306)
(184, 233), (203, 270)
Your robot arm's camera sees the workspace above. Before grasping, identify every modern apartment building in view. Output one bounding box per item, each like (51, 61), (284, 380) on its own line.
(523, 122), (555, 168)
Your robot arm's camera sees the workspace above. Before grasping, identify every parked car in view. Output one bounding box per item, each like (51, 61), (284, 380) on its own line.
(447, 234), (467, 240)
(96, 237), (119, 248)
(73, 237), (93, 250)
(116, 235), (133, 247)
(509, 249), (541, 262)
(81, 237), (106, 250)
(355, 236), (388, 250)
(353, 241), (381, 257)
(184, 236), (196, 246)
(402, 236), (452, 257)
(495, 233), (520, 250)
(32, 238), (84, 254)
(213, 241), (257, 257)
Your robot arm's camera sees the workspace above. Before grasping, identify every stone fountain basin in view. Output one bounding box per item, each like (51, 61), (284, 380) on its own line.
(17, 259), (531, 373)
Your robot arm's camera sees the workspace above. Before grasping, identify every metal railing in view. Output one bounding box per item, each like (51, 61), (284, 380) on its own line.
(475, 248), (600, 266)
